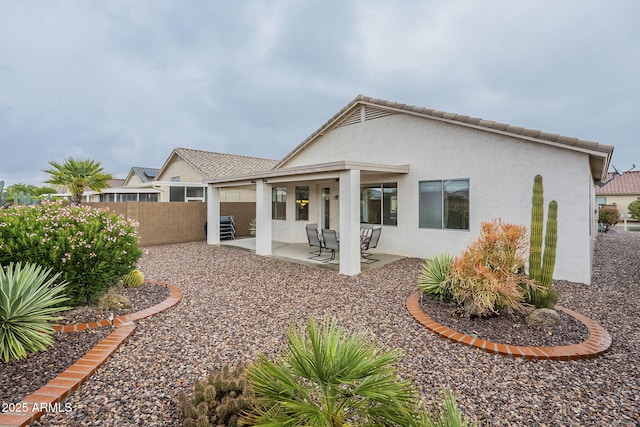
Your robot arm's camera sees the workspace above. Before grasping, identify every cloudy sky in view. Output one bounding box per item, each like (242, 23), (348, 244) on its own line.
(1, 1), (638, 187)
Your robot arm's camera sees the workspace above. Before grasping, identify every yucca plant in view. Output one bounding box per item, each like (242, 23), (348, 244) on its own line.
(244, 316), (426, 427)
(248, 218), (256, 237)
(0, 262), (70, 362)
(418, 253), (455, 302)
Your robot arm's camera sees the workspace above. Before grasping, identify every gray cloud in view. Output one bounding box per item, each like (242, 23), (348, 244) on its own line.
(0, 0), (637, 186)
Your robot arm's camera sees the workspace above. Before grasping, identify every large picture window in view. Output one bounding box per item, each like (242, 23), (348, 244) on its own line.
(360, 183), (397, 226)
(272, 187), (287, 220)
(295, 186), (309, 221)
(419, 179), (469, 230)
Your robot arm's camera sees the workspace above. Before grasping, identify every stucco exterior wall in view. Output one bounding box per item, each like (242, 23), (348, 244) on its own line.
(275, 113), (595, 284)
(600, 195), (639, 218)
(157, 157), (206, 182)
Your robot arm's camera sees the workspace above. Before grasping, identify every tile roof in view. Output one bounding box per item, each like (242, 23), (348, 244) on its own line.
(596, 171), (640, 195)
(277, 95), (614, 180)
(131, 167), (160, 182)
(107, 178), (125, 188)
(173, 147), (279, 179)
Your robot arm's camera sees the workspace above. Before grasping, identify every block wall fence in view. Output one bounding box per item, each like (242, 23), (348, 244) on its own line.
(84, 202), (256, 246)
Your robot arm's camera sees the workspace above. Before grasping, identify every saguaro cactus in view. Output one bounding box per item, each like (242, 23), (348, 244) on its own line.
(528, 175), (559, 309)
(0, 181), (7, 207)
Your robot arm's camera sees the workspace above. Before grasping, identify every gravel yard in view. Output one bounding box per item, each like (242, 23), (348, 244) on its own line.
(30, 231), (640, 426)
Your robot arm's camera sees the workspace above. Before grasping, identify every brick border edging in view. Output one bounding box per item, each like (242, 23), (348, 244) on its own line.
(0, 281), (182, 427)
(406, 291), (612, 361)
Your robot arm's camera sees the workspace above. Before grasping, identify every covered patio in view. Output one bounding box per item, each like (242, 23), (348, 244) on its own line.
(220, 237), (405, 272)
(205, 160), (410, 275)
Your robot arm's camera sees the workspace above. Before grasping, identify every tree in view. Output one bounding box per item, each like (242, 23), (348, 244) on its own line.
(629, 200), (640, 220)
(6, 183), (57, 198)
(42, 158), (112, 205)
(598, 205), (619, 230)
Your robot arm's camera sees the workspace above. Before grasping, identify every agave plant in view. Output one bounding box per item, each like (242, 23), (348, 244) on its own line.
(0, 262), (70, 362)
(418, 253), (455, 302)
(245, 316), (426, 427)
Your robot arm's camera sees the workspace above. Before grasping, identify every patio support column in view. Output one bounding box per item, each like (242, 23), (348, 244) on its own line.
(207, 184), (221, 245)
(255, 180), (272, 255)
(339, 169), (361, 275)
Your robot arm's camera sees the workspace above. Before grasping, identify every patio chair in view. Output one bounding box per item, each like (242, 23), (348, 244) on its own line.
(361, 227), (382, 263)
(306, 226), (324, 259)
(321, 229), (340, 263)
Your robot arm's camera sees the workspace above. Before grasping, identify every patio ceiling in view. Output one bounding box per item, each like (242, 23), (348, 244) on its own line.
(204, 160), (410, 187)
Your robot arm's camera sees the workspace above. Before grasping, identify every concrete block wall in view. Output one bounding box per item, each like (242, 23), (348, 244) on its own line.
(84, 202), (255, 246)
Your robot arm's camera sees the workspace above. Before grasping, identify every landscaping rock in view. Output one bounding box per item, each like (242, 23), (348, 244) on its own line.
(525, 308), (561, 329)
(97, 293), (132, 310)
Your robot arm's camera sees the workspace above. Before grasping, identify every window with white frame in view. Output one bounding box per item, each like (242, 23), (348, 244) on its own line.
(360, 183), (397, 226)
(419, 179), (469, 230)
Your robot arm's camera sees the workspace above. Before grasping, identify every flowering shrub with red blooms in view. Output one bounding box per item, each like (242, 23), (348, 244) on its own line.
(0, 201), (142, 306)
(449, 218), (538, 317)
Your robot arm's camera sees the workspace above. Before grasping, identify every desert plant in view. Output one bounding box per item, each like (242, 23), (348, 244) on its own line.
(179, 364), (253, 427)
(598, 205), (620, 230)
(629, 200), (640, 220)
(248, 218), (256, 237)
(0, 262), (70, 362)
(527, 175), (559, 309)
(13, 191), (38, 206)
(0, 181), (8, 207)
(42, 157), (112, 205)
(244, 316), (426, 427)
(425, 389), (476, 427)
(0, 200), (143, 305)
(449, 219), (537, 317)
(418, 253), (455, 302)
(122, 270), (144, 288)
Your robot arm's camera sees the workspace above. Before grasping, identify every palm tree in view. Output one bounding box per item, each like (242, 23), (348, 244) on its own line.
(43, 158), (112, 205)
(245, 317), (427, 427)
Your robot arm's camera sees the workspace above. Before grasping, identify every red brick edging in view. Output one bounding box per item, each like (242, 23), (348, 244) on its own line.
(0, 281), (182, 427)
(406, 291), (612, 361)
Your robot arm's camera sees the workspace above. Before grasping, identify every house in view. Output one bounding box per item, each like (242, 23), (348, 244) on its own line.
(90, 148), (279, 202)
(205, 95), (613, 284)
(595, 171), (640, 218)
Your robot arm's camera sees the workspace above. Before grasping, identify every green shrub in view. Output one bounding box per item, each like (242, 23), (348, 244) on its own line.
(449, 219), (537, 317)
(244, 316), (427, 427)
(598, 206), (619, 230)
(419, 253), (455, 302)
(179, 364), (253, 427)
(425, 389), (476, 427)
(0, 201), (143, 306)
(628, 200), (640, 220)
(0, 262), (70, 362)
(248, 218), (256, 237)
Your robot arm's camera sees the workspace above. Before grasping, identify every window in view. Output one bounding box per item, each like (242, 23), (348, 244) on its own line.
(99, 194), (115, 202)
(595, 196), (606, 206)
(360, 183), (397, 226)
(170, 187), (185, 202)
(419, 179), (469, 230)
(272, 187), (287, 220)
(295, 186), (309, 221)
(140, 193), (158, 202)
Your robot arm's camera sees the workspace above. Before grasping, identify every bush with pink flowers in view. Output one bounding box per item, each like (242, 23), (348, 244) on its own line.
(0, 201), (142, 305)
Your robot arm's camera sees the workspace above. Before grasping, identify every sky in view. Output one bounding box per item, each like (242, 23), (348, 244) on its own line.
(1, 1), (638, 187)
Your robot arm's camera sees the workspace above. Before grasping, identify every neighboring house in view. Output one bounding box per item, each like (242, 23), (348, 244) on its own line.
(595, 171), (640, 218)
(205, 95), (613, 284)
(88, 149), (279, 202)
(153, 147), (279, 202)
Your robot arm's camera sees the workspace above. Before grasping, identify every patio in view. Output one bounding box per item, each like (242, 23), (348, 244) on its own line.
(221, 237), (405, 272)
